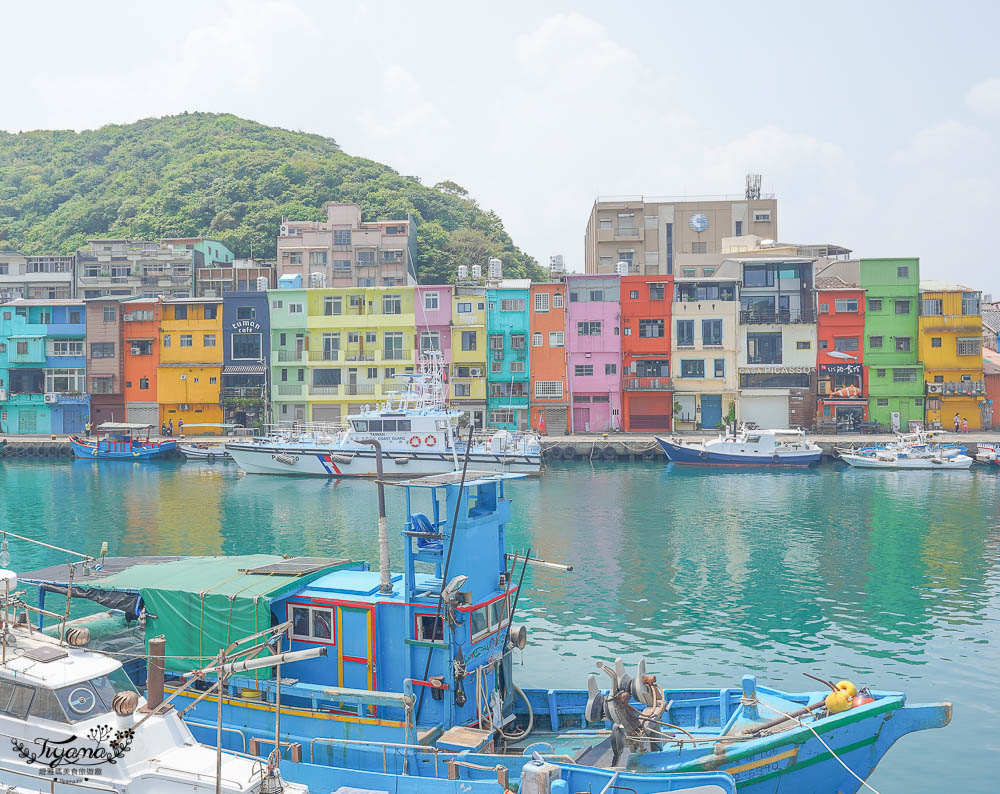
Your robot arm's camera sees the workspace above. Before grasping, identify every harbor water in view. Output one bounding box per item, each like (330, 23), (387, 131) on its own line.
(1, 458), (996, 792)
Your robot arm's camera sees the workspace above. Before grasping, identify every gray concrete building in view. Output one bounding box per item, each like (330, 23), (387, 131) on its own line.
(0, 252), (76, 302)
(584, 194), (779, 276)
(276, 203), (417, 287)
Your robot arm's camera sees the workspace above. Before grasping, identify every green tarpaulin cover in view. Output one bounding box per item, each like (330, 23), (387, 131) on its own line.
(78, 555), (342, 676)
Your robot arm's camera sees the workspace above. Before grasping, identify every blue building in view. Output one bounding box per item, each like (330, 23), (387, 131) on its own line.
(0, 299), (89, 434)
(486, 279), (531, 430)
(221, 291), (271, 429)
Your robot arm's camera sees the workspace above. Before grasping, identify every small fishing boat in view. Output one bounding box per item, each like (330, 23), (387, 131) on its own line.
(975, 442), (1000, 467)
(70, 422), (177, 460)
(180, 442), (232, 461)
(839, 447), (974, 469)
(655, 425), (822, 466)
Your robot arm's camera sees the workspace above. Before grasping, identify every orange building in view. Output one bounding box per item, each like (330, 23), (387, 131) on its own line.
(122, 297), (162, 427)
(528, 282), (568, 435)
(620, 275), (673, 432)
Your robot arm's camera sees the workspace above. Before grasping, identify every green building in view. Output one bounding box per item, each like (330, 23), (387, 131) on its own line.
(861, 258), (925, 429)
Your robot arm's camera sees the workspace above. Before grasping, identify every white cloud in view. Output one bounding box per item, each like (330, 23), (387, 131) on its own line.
(967, 77), (1000, 117)
(893, 121), (990, 163)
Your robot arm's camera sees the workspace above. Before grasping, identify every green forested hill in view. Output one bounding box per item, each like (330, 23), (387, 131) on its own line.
(0, 112), (543, 283)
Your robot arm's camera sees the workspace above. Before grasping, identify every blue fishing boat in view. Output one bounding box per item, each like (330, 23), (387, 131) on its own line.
(70, 421), (177, 459)
(23, 471), (949, 794)
(656, 425), (823, 466)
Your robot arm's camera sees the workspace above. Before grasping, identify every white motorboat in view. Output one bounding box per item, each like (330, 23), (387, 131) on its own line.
(838, 430), (973, 469)
(227, 354), (541, 477)
(655, 425), (823, 466)
(180, 442), (232, 461)
(0, 567), (307, 794)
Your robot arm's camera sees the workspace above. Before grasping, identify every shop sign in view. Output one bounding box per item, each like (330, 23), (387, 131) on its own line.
(819, 363), (862, 375)
(232, 320), (261, 333)
(738, 366), (814, 374)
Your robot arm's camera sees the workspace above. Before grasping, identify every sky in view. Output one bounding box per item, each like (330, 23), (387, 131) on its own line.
(3, 0), (1000, 295)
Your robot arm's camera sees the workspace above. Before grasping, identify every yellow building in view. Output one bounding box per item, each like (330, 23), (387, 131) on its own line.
(918, 281), (985, 429)
(157, 298), (224, 434)
(450, 287), (487, 429)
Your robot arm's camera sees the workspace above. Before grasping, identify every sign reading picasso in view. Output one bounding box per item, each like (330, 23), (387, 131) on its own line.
(232, 319), (262, 333)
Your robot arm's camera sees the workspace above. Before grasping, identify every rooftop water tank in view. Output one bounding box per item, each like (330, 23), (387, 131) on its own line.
(278, 274), (302, 290)
(310, 272), (327, 288)
(488, 258), (503, 280)
(458, 264), (469, 281)
(471, 264), (482, 279)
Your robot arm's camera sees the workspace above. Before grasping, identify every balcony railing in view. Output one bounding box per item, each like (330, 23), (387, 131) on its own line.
(308, 350), (340, 362)
(746, 357), (782, 365)
(383, 348), (412, 362)
(276, 350), (305, 362)
(222, 386), (266, 398)
(623, 377), (674, 391)
(310, 385), (341, 396)
(928, 380), (987, 396)
(345, 383), (376, 396)
(344, 348), (375, 362)
(740, 309), (817, 325)
(276, 385), (303, 397)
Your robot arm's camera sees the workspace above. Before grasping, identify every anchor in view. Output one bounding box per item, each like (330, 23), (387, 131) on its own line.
(585, 657), (668, 764)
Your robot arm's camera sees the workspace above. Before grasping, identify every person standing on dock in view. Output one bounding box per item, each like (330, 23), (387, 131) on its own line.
(962, 417), (969, 433)
(167, 418), (174, 437)
(954, 413), (961, 432)
(85, 421), (92, 438)
(178, 418), (184, 437)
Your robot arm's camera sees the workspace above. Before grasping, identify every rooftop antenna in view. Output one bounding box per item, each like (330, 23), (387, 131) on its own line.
(746, 173), (762, 200)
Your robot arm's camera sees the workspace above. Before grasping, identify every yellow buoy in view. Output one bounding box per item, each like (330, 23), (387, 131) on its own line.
(835, 680), (858, 698)
(825, 689), (853, 714)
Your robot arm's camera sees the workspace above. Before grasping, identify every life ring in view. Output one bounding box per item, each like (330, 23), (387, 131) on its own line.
(424, 434), (437, 446)
(409, 435), (421, 447)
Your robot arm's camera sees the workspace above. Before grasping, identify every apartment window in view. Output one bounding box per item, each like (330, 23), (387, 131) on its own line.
(876, 398), (889, 407)
(139, 377), (149, 390)
(272, 300), (283, 309)
(895, 337), (911, 352)
(491, 409), (514, 425)
(876, 369), (886, 378)
(510, 361), (525, 373)
(365, 331), (377, 344)
(90, 343), (115, 358)
(649, 284), (665, 301)
(423, 291), (439, 311)
(747, 332), (782, 364)
(309, 251), (327, 266)
(233, 332), (262, 359)
(797, 340), (813, 350)
(691, 242), (707, 254)
(510, 334), (526, 350)
(921, 298), (943, 315)
(893, 368), (918, 382)
(931, 337), (942, 348)
(490, 362), (502, 373)
(549, 331), (564, 347)
(237, 306), (256, 320)
(605, 363), (616, 375)
(701, 319), (722, 346)
(676, 319), (694, 346)
(735, 220), (743, 236)
(52, 340), (84, 356)
(639, 319), (665, 338)
(209, 376), (217, 385)
(180, 335), (193, 347)
(629, 290), (639, 300)
(457, 301), (472, 314)
(333, 230), (351, 245)
(455, 382), (471, 397)
(962, 292), (980, 315)
(868, 299), (882, 312)
(743, 265), (774, 287)
(382, 294), (402, 315)
(682, 268), (696, 278)
(281, 369), (287, 382)
(835, 299), (858, 313)
(366, 367), (378, 379)
(289, 252), (303, 264)
(323, 296), (342, 315)
(552, 292), (564, 308)
(897, 266), (909, 278)
(420, 331), (440, 352)
(599, 256), (613, 270)
(589, 289), (604, 302)
(531, 332), (543, 347)
(46, 368), (85, 393)
(289, 303), (303, 314)
(384, 331), (404, 360)
(895, 300), (910, 314)
(819, 303), (829, 313)
(173, 305), (188, 320)
(574, 365), (594, 376)
(103, 306), (116, 323)
(957, 337), (981, 356)
(681, 360), (705, 378)
(577, 321), (602, 336)
(534, 381), (563, 399)
(833, 337), (858, 351)
(461, 331), (477, 351)
(599, 218), (612, 230)
(162, 334), (171, 347)
(869, 335), (883, 348)
(666, 222), (673, 274)
(534, 292), (549, 312)
(203, 334), (216, 347)
(819, 339), (828, 350)
(332, 259), (351, 272)
(500, 298), (525, 312)
(711, 358), (724, 378)
(298, 368), (305, 382)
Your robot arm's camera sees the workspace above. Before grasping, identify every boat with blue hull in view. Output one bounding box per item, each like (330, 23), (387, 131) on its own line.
(22, 471), (949, 793)
(70, 421), (177, 460)
(656, 426), (823, 466)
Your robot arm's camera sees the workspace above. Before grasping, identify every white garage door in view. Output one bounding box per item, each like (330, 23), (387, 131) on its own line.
(126, 402), (160, 427)
(311, 404), (342, 425)
(741, 395), (788, 429)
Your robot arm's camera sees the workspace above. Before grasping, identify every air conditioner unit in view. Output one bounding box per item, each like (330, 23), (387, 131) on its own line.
(256, 276), (269, 292)
(0, 389), (6, 401)
(280, 225), (289, 236)
(926, 383), (943, 394)
(44, 393), (58, 404)
(179, 404), (190, 411)
(469, 368), (483, 377)
(123, 313), (133, 321)
(179, 374), (187, 381)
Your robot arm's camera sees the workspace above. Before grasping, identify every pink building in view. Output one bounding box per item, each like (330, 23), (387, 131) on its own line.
(566, 275), (622, 432)
(415, 285), (453, 364)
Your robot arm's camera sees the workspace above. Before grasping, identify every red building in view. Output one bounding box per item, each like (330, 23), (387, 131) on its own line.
(620, 275), (673, 431)
(816, 277), (867, 429)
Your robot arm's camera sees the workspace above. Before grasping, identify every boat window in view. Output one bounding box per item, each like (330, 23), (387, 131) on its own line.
(353, 421), (368, 432)
(487, 597), (509, 632)
(397, 420), (411, 431)
(90, 669), (138, 708)
(382, 420), (397, 432)
(470, 607), (489, 641)
(416, 614), (444, 641)
(290, 605), (335, 643)
(6, 682), (34, 719)
(292, 606), (310, 637)
(312, 609), (333, 640)
(31, 687), (69, 723)
(368, 420), (383, 432)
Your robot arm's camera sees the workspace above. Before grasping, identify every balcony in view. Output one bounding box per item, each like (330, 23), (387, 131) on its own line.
(308, 350), (340, 362)
(276, 385), (304, 397)
(310, 385), (341, 396)
(383, 348), (413, 362)
(740, 309), (816, 325)
(345, 383), (376, 396)
(222, 386), (266, 398)
(276, 350), (305, 362)
(344, 348), (376, 362)
(623, 377), (674, 391)
(928, 380), (987, 397)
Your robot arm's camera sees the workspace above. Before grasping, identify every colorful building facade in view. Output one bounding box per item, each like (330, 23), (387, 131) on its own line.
(486, 281), (531, 430)
(861, 258), (925, 430)
(815, 277), (867, 428)
(565, 275), (621, 433)
(85, 298), (126, 426)
(620, 275), (672, 432)
(0, 299), (89, 434)
(122, 298), (162, 427)
(529, 282), (568, 435)
(918, 282), (985, 429)
(222, 291), (271, 429)
(416, 285), (453, 367)
(157, 298), (224, 434)
(450, 287), (487, 429)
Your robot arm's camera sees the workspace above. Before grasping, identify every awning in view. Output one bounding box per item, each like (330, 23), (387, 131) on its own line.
(223, 365), (266, 375)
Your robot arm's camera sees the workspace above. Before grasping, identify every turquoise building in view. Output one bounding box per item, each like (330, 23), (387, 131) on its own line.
(0, 299), (90, 434)
(486, 280), (531, 430)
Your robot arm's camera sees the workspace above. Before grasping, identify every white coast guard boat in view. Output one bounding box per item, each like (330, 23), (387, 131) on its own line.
(226, 354), (541, 477)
